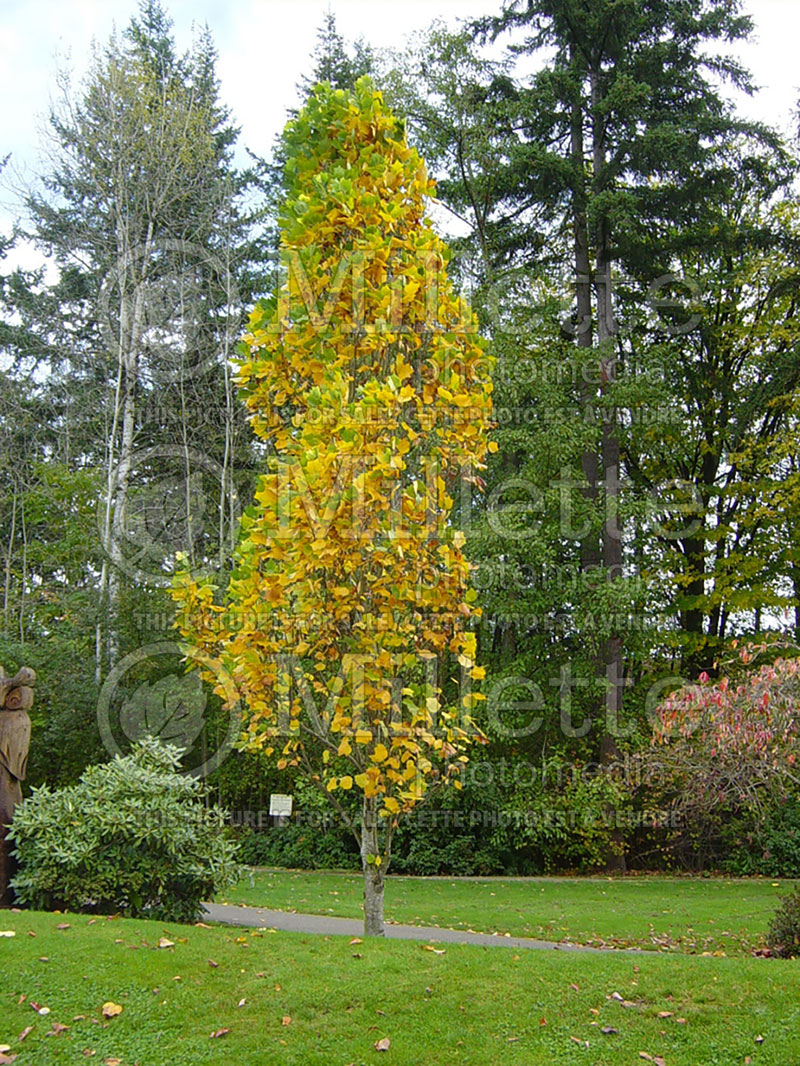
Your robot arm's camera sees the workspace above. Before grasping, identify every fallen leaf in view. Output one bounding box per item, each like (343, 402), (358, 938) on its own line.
(49, 1022), (69, 1035)
(274, 983), (281, 991)
(570, 1036), (589, 1047)
(0, 931), (15, 938)
(282, 1016), (292, 1026)
(654, 1058), (667, 1066)
(0, 1049), (8, 1055)
(17, 1028), (32, 1043)
(570, 983), (580, 992)
(0, 1054), (17, 1064)
(26, 931), (36, 938)
(81, 1051), (96, 1057)
(657, 1011), (673, 1019)
(209, 1029), (230, 1039)
(104, 1058), (122, 1065)
(157, 937), (174, 949)
(30, 1003), (50, 1015)
(374, 1037), (391, 1052)
(38, 957), (50, 962)
(208, 959), (219, 968)
(639, 1055), (653, 1062)
(601, 1026), (619, 1035)
(675, 1018), (687, 1024)
(56, 923), (70, 930)
(195, 922), (212, 929)
(755, 1035), (764, 1045)
(101, 1003), (122, 1019)
(539, 1017), (547, 1026)
(350, 937), (363, 945)
(422, 945), (445, 954)
(237, 998), (246, 1008)
(352, 952), (362, 959)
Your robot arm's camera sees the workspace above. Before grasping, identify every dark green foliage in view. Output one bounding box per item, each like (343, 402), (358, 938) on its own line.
(0, 637), (104, 789)
(9, 737), (242, 921)
(766, 885), (800, 957)
(391, 830), (500, 877)
(726, 801), (800, 879)
(236, 825), (359, 871)
(1, 0), (262, 687)
(298, 11), (374, 97)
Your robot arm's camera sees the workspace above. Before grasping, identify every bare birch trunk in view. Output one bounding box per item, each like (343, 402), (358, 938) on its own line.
(3, 482), (17, 635)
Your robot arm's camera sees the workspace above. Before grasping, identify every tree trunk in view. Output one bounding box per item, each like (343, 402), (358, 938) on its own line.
(570, 69), (600, 578)
(360, 794), (385, 936)
(3, 480), (16, 636)
(105, 221), (154, 668)
(679, 530), (709, 678)
(592, 66), (625, 873)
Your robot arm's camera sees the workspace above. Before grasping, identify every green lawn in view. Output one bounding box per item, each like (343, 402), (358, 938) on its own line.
(1, 908), (799, 1064)
(219, 869), (794, 954)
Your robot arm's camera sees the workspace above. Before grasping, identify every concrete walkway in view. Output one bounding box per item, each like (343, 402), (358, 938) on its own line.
(202, 901), (624, 953)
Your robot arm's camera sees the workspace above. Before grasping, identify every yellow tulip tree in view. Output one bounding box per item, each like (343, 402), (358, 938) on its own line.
(172, 78), (493, 935)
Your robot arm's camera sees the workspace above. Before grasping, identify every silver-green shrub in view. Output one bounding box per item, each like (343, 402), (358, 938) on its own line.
(9, 737), (242, 921)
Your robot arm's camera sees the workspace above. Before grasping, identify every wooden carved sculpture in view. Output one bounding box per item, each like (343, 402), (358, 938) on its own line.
(0, 666), (35, 906)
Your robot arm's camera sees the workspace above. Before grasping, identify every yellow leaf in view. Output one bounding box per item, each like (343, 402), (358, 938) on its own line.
(326, 778), (338, 792)
(340, 776), (353, 790)
(337, 738), (352, 756)
(101, 1002), (123, 1019)
(370, 743), (389, 763)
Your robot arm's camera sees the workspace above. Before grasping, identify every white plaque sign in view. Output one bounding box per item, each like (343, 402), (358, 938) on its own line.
(269, 793), (293, 817)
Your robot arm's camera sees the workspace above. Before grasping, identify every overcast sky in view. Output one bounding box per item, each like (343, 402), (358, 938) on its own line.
(1, 0), (798, 234)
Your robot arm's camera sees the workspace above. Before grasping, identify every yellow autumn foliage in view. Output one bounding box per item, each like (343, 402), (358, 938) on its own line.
(172, 78), (492, 821)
